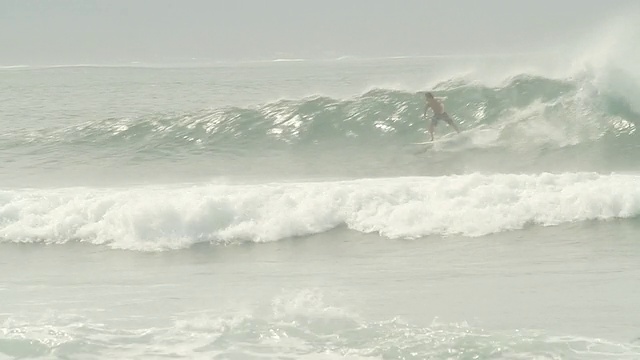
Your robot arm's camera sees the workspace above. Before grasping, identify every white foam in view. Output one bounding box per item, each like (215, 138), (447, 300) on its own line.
(1, 172), (639, 251)
(4, 299), (638, 360)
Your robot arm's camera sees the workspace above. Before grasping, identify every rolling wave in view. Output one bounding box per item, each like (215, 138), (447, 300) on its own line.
(3, 74), (637, 155)
(1, 173), (638, 251)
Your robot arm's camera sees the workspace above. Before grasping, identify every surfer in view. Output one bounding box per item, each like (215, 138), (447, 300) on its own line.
(424, 92), (460, 141)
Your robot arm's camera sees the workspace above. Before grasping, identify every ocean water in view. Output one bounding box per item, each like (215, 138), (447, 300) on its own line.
(1, 54), (640, 359)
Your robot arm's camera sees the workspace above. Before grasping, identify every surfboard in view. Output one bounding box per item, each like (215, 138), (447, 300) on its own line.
(411, 131), (464, 146)
(410, 137), (454, 145)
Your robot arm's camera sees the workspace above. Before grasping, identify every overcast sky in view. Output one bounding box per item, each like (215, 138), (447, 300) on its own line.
(1, 0), (637, 64)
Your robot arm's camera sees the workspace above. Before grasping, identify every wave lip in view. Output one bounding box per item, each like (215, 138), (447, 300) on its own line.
(1, 172), (638, 251)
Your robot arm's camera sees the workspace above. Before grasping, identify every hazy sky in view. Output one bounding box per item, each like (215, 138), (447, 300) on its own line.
(1, 0), (637, 64)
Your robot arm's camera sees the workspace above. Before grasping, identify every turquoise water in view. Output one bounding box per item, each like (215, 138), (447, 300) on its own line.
(1, 56), (640, 358)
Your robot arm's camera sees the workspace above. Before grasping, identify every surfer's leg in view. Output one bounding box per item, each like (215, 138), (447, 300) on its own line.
(429, 116), (437, 141)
